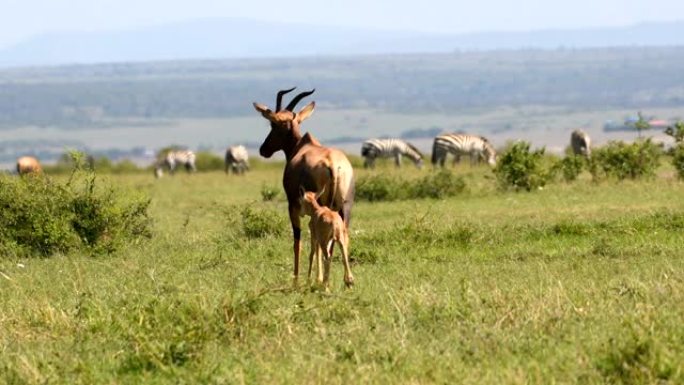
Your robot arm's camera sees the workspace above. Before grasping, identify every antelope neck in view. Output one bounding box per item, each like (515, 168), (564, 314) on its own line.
(282, 129), (304, 161)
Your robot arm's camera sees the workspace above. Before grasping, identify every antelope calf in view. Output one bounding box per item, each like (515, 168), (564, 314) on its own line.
(16, 156), (42, 175)
(299, 187), (354, 289)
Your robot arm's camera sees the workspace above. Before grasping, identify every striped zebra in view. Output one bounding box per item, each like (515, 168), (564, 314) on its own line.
(360, 138), (424, 169)
(225, 145), (249, 175)
(431, 133), (497, 167)
(570, 129), (591, 158)
(154, 150), (196, 178)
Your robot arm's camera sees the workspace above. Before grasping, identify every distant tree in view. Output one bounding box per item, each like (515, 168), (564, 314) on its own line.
(629, 111), (651, 138)
(664, 121), (684, 143)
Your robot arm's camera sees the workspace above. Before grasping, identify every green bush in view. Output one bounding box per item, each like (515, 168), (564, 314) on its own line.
(260, 184), (281, 201)
(241, 205), (285, 239)
(493, 141), (550, 191)
(43, 154), (147, 175)
(110, 159), (144, 174)
(671, 144), (684, 180)
(0, 175), (78, 256)
(70, 173), (152, 254)
(411, 170), (466, 199)
(552, 155), (585, 182)
(356, 174), (407, 202)
(0, 156), (152, 257)
(664, 121), (684, 143)
(194, 151), (224, 172)
(588, 139), (661, 181)
(356, 170), (465, 201)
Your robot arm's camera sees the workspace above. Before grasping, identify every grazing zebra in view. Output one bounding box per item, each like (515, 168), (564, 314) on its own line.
(16, 156), (42, 175)
(225, 145), (249, 175)
(570, 129), (591, 158)
(360, 138), (424, 169)
(154, 150), (196, 178)
(431, 133), (497, 167)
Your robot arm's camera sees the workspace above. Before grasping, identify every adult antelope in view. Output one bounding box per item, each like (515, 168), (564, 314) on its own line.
(16, 156), (42, 175)
(253, 88), (355, 284)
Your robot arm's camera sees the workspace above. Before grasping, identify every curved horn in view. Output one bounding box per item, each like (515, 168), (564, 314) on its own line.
(285, 89), (315, 112)
(276, 87), (296, 111)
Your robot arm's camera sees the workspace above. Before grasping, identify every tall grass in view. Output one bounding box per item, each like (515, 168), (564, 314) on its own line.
(1, 168), (683, 384)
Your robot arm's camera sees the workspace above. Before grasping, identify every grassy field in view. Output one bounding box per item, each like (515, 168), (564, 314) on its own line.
(1, 163), (684, 384)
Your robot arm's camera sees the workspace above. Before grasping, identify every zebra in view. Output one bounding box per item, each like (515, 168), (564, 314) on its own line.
(225, 145), (250, 175)
(431, 133), (497, 167)
(570, 129), (591, 158)
(360, 138), (424, 169)
(154, 150), (196, 178)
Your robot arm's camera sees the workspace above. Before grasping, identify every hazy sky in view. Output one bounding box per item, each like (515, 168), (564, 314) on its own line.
(2, 0), (683, 48)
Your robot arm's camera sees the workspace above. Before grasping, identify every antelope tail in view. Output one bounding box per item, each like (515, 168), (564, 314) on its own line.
(328, 165), (340, 209)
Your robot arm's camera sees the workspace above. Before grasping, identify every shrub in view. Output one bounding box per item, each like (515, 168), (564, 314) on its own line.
(671, 144), (684, 180)
(110, 159), (143, 174)
(93, 157), (114, 172)
(356, 170), (465, 201)
(493, 141), (550, 191)
(241, 205), (285, 239)
(260, 184), (281, 201)
(194, 151), (224, 172)
(356, 174), (407, 202)
(664, 121), (684, 143)
(411, 170), (466, 199)
(588, 139), (661, 181)
(70, 173), (152, 254)
(0, 175), (78, 256)
(0, 154), (152, 257)
(552, 155), (585, 182)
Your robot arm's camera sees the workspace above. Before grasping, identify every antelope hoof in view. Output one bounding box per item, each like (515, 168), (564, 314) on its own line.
(344, 276), (355, 288)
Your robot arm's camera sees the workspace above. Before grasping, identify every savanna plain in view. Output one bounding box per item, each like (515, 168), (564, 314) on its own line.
(1, 161), (683, 384)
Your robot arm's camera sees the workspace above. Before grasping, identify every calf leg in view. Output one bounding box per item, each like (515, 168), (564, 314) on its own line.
(321, 239), (333, 290)
(307, 221), (316, 281)
(307, 221), (324, 284)
(340, 232), (354, 288)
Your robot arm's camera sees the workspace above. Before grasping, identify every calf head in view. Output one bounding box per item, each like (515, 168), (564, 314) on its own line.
(299, 186), (324, 216)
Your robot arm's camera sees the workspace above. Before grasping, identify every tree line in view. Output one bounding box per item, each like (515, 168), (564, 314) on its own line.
(0, 47), (683, 128)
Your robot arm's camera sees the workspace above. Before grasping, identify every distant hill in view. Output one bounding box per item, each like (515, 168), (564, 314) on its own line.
(1, 18), (684, 67)
(1, 47), (684, 129)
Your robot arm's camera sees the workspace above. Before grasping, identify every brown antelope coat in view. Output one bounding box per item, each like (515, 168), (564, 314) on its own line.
(299, 188), (354, 289)
(16, 156), (42, 175)
(253, 88), (355, 282)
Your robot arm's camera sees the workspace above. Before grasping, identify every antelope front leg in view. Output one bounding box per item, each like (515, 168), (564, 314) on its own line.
(289, 207), (302, 286)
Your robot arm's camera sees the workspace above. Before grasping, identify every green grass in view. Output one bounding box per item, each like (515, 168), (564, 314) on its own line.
(1, 164), (684, 384)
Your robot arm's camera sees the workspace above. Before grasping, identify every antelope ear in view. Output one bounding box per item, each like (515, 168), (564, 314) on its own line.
(253, 103), (274, 121)
(296, 101), (315, 123)
(316, 185), (326, 199)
